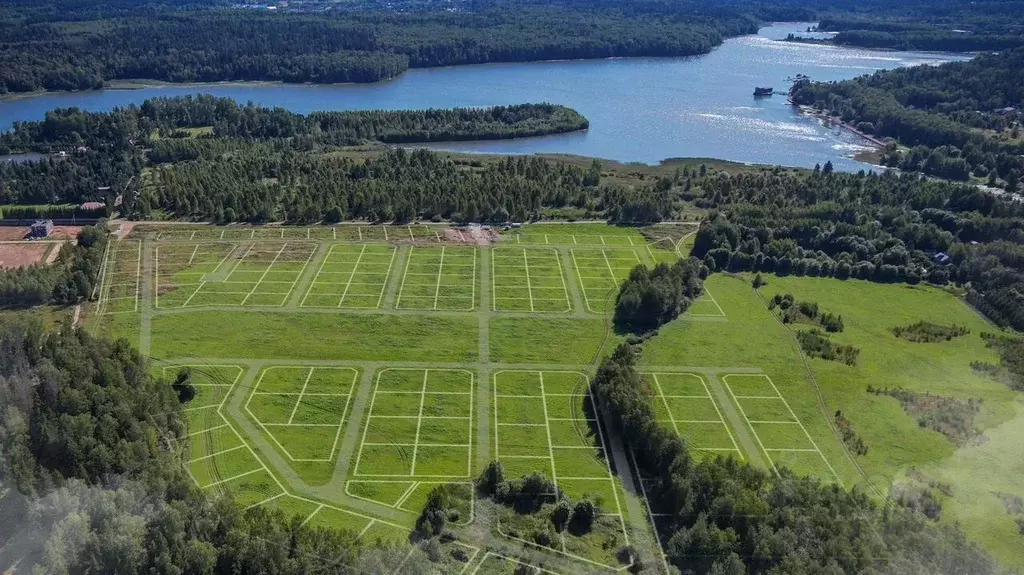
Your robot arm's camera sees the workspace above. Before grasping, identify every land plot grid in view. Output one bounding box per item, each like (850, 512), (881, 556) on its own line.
(301, 244), (397, 308)
(169, 365), (286, 507)
(355, 369), (475, 478)
(514, 232), (638, 247)
(491, 247), (571, 312)
(156, 242), (316, 307)
(245, 367), (358, 462)
(492, 371), (627, 519)
(642, 372), (743, 459)
(155, 242), (236, 308)
(98, 240), (142, 314)
(570, 247), (643, 313)
(396, 246), (477, 311)
(722, 374), (843, 484)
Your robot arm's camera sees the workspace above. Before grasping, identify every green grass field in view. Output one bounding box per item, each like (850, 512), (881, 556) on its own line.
(96, 224), (1023, 573)
(643, 272), (1023, 569)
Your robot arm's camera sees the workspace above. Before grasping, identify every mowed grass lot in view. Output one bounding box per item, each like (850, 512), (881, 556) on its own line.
(103, 223), (1021, 571)
(758, 275), (1023, 569)
(151, 312), (479, 361)
(644, 272), (1023, 569)
(244, 366), (359, 485)
(157, 241), (316, 307)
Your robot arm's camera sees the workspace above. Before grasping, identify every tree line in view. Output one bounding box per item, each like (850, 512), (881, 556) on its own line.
(615, 257), (707, 333)
(592, 342), (997, 574)
(0, 6), (758, 93)
(0, 96), (587, 152)
(685, 166), (1024, 330)
(814, 10), (1024, 52)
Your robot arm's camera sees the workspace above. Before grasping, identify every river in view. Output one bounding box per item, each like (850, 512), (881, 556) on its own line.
(0, 23), (969, 171)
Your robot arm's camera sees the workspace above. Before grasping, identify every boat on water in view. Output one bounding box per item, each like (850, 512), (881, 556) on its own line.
(753, 86), (774, 97)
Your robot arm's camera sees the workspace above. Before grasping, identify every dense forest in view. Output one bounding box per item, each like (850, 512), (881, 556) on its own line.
(593, 342), (997, 574)
(0, 97), (587, 153)
(3, 0), (1022, 93)
(0, 4), (757, 92)
(790, 49), (1024, 184)
(0, 318), (430, 572)
(811, 9), (1024, 52)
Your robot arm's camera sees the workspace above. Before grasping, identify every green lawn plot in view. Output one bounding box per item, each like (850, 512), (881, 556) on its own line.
(165, 365), (244, 465)
(643, 237), (683, 265)
(492, 371), (631, 571)
(175, 241), (316, 307)
(492, 371), (626, 512)
(642, 372), (742, 461)
(346, 480), (418, 507)
(252, 494), (323, 523)
(758, 275), (1023, 567)
(402, 224), (445, 242)
(355, 369), (475, 478)
(304, 505), (375, 535)
(354, 225), (391, 242)
(97, 240), (141, 314)
(244, 366), (359, 484)
(172, 364), (286, 507)
(491, 247), (572, 313)
(471, 552), (561, 575)
(640, 274), (858, 485)
(151, 312), (478, 362)
(722, 374), (841, 481)
(397, 482), (474, 522)
(154, 242), (238, 308)
(688, 288), (727, 318)
(569, 247), (643, 314)
(143, 227), (215, 241)
(346, 480), (474, 525)
(396, 246), (478, 311)
(300, 244), (397, 308)
(503, 223), (646, 248)
(489, 317), (622, 365)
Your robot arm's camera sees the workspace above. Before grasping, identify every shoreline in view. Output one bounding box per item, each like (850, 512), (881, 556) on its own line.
(789, 100), (888, 148)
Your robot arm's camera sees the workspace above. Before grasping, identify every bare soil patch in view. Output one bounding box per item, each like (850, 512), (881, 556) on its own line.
(441, 227), (499, 245)
(49, 226), (85, 240)
(114, 222), (138, 239)
(0, 226), (29, 240)
(0, 243), (48, 268)
(45, 242), (63, 264)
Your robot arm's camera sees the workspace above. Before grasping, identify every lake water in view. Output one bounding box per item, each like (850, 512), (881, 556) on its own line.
(0, 152), (46, 164)
(0, 23), (969, 171)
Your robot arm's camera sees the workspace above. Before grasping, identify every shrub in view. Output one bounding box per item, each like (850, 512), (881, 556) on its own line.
(172, 368), (196, 403)
(571, 499), (596, 532)
(551, 499), (572, 531)
(796, 329), (859, 365)
(892, 321), (968, 342)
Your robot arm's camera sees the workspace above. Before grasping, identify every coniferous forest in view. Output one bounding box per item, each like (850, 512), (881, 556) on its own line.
(0, 4), (758, 93)
(790, 49), (1024, 186)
